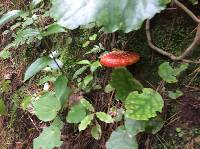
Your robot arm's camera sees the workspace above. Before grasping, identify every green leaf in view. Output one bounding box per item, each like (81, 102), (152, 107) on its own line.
(20, 96), (32, 110)
(106, 128), (138, 149)
(90, 61), (101, 73)
(80, 98), (95, 112)
(174, 63), (189, 76)
(33, 93), (61, 121)
(158, 62), (188, 83)
(0, 49), (11, 59)
(38, 76), (56, 85)
(13, 28), (41, 47)
(144, 116), (164, 134)
(104, 84), (115, 93)
(83, 75), (93, 86)
(55, 75), (71, 106)
(125, 118), (146, 135)
(89, 34), (97, 41)
(78, 114), (94, 131)
(31, 0), (43, 9)
(33, 126), (63, 149)
(91, 123), (102, 140)
(0, 99), (7, 116)
(96, 112), (113, 123)
(0, 10), (22, 26)
(125, 88), (164, 120)
(24, 57), (52, 81)
(51, 116), (64, 130)
(77, 60), (91, 65)
(110, 68), (143, 101)
(189, 0), (198, 5)
(42, 23), (65, 36)
(72, 65), (89, 79)
(66, 103), (86, 123)
(50, 0), (168, 33)
(168, 90), (183, 100)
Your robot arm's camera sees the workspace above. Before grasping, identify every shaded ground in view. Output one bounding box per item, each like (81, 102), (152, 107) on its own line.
(0, 1), (200, 149)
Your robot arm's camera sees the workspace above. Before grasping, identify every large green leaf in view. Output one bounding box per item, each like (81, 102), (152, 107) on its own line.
(33, 93), (61, 121)
(0, 10), (22, 26)
(50, 0), (169, 33)
(24, 57), (52, 81)
(55, 75), (71, 106)
(110, 68), (143, 102)
(33, 126), (63, 149)
(106, 128), (138, 149)
(66, 103), (86, 123)
(125, 88), (164, 120)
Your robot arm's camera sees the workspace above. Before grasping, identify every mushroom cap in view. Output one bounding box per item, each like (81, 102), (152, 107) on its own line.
(100, 50), (140, 67)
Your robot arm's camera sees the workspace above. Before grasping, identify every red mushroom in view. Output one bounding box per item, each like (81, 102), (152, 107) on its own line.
(100, 50), (140, 67)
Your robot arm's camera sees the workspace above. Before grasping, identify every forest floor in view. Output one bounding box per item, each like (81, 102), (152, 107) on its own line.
(0, 1), (200, 149)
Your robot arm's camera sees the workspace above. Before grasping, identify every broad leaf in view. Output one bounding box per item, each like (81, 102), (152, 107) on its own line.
(77, 60), (91, 65)
(78, 114), (94, 131)
(125, 88), (164, 120)
(110, 68), (143, 101)
(0, 10), (22, 26)
(38, 76), (56, 85)
(168, 90), (183, 99)
(33, 126), (63, 149)
(24, 57), (52, 81)
(55, 75), (71, 106)
(90, 61), (101, 73)
(42, 23), (65, 36)
(0, 49), (11, 59)
(0, 99), (7, 116)
(50, 0), (169, 33)
(91, 123), (102, 140)
(33, 93), (61, 121)
(96, 112), (113, 123)
(106, 128), (138, 149)
(66, 103), (86, 123)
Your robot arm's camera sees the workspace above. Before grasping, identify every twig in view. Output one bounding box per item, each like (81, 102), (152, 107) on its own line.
(146, 20), (200, 64)
(146, 0), (200, 64)
(173, 0), (200, 23)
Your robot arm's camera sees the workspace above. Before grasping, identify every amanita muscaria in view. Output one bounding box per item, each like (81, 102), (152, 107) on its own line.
(100, 50), (140, 67)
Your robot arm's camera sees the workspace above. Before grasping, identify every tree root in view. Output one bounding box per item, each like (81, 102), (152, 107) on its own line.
(145, 0), (200, 64)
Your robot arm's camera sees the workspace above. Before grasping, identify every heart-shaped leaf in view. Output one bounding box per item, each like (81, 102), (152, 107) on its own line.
(33, 126), (63, 149)
(33, 93), (61, 121)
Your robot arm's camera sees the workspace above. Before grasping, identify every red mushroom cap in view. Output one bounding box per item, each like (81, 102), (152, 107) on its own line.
(100, 50), (140, 68)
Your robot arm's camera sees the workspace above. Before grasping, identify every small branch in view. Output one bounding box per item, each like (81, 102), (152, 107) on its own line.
(145, 19), (200, 64)
(173, 0), (200, 23)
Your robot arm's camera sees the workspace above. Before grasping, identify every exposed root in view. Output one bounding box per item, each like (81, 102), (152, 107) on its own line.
(146, 0), (200, 64)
